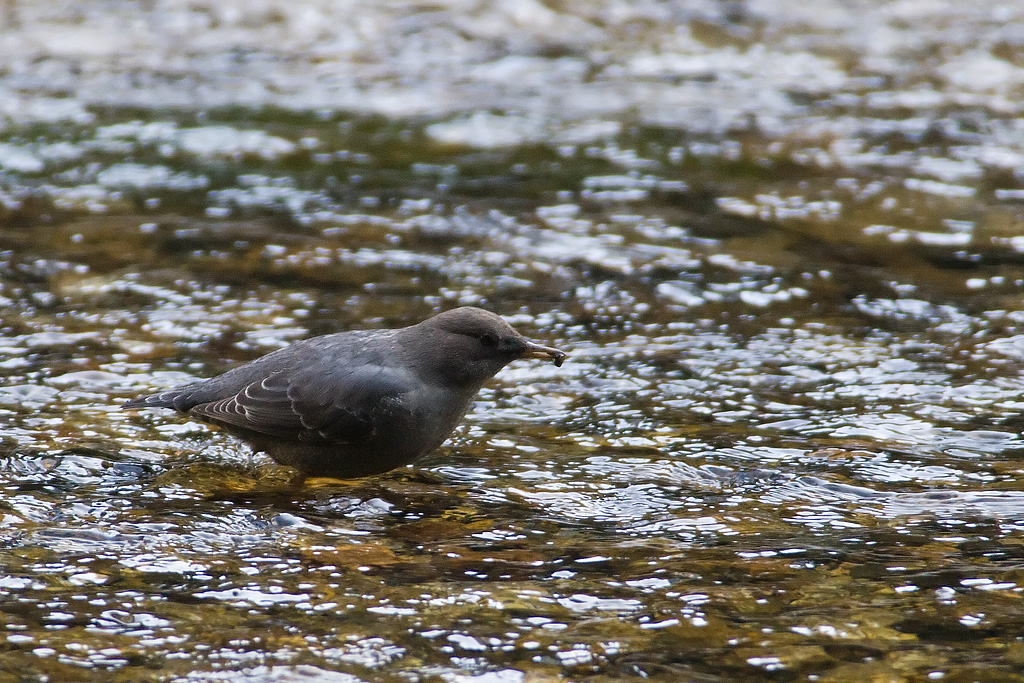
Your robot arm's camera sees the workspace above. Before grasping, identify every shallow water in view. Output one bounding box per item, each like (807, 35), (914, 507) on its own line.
(4, 1), (1024, 681)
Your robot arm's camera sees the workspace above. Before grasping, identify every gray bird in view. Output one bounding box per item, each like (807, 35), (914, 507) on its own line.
(122, 307), (566, 478)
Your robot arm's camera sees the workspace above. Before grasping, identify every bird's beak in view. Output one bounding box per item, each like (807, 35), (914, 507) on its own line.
(521, 340), (567, 367)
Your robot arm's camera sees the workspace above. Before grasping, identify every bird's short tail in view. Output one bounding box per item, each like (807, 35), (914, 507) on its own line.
(121, 392), (179, 410)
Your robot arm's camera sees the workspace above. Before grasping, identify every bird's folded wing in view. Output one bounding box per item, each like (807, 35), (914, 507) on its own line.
(188, 364), (413, 444)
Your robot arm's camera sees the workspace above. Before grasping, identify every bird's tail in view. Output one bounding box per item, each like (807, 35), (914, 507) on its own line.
(121, 392), (180, 410)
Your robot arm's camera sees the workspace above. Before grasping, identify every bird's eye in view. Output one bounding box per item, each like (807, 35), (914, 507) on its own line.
(479, 333), (498, 347)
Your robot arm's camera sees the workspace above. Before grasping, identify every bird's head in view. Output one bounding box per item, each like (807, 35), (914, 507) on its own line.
(408, 306), (566, 387)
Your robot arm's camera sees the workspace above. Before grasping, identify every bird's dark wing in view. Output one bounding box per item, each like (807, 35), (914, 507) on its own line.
(187, 363), (415, 445)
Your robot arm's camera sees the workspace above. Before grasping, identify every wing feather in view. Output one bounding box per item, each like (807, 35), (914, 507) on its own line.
(188, 364), (413, 445)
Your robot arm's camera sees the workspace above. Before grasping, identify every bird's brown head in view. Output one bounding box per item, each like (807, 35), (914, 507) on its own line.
(407, 307), (566, 387)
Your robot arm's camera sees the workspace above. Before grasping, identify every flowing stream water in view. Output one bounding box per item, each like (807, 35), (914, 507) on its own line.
(3, 2), (1024, 681)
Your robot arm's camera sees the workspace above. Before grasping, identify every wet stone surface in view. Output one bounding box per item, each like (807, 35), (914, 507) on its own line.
(4, 1), (1024, 681)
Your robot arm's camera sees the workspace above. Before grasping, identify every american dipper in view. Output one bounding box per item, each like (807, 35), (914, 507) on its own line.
(122, 307), (566, 478)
